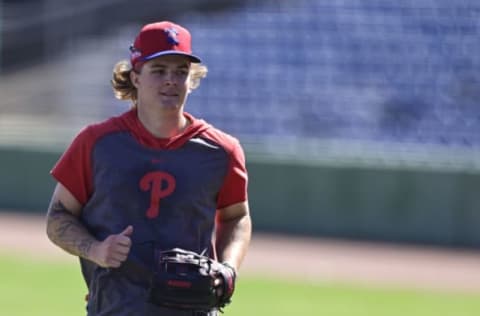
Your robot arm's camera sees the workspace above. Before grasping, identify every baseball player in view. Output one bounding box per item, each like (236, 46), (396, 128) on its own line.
(45, 21), (252, 316)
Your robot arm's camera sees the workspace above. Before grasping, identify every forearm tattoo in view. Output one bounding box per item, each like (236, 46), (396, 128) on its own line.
(47, 201), (95, 259)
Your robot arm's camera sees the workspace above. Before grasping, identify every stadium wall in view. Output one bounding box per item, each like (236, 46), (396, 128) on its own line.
(1, 147), (479, 248)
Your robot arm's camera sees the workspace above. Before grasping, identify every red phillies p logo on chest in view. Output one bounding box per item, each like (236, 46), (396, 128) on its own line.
(139, 171), (176, 219)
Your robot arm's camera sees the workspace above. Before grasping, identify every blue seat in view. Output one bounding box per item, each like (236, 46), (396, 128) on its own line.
(181, 0), (480, 147)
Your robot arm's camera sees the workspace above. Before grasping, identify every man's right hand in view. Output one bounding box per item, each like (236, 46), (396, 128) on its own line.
(90, 225), (133, 268)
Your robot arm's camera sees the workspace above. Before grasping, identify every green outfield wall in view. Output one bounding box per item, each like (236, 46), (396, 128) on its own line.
(1, 146), (479, 247)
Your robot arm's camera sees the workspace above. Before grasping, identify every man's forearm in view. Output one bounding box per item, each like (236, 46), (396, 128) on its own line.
(215, 214), (252, 271)
(46, 200), (97, 259)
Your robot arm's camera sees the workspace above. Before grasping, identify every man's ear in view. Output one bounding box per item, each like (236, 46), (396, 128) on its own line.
(130, 70), (140, 88)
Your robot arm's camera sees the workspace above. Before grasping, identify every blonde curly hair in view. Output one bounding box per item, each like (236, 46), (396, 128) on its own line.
(111, 60), (208, 102)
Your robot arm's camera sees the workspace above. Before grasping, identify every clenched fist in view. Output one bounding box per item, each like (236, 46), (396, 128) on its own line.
(89, 225), (133, 268)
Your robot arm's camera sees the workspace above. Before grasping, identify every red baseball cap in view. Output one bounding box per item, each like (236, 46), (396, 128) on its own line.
(130, 21), (201, 69)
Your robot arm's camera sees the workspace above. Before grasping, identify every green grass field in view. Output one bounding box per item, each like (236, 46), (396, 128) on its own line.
(1, 254), (480, 316)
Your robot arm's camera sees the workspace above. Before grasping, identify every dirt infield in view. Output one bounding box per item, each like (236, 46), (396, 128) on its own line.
(2, 211), (480, 293)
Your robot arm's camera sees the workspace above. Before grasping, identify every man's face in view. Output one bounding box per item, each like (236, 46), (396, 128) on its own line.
(132, 55), (192, 112)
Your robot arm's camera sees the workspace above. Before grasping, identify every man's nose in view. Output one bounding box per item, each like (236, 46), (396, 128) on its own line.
(164, 72), (176, 85)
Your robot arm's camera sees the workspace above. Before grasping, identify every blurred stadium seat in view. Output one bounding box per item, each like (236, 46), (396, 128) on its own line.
(184, 0), (480, 148)
(1, 0), (480, 168)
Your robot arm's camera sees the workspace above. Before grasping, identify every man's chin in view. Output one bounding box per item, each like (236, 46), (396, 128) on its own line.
(157, 103), (183, 112)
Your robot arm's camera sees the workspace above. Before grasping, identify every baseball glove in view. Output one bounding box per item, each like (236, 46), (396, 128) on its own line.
(147, 248), (236, 312)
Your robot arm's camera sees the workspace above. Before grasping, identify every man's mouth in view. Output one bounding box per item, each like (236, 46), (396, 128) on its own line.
(161, 92), (178, 97)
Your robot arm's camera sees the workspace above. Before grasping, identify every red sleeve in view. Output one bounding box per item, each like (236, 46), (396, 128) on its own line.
(50, 126), (95, 205)
(217, 139), (248, 209)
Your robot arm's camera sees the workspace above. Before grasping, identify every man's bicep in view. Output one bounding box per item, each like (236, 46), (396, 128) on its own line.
(48, 182), (83, 217)
(216, 201), (250, 222)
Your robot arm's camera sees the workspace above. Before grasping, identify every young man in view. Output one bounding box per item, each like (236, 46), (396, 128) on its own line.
(46, 21), (252, 316)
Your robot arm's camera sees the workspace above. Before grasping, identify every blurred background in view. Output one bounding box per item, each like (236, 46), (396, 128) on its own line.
(1, 0), (480, 248)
